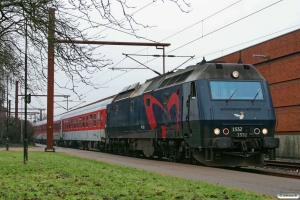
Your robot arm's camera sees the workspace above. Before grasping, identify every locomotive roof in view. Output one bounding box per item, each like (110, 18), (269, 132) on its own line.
(113, 62), (265, 102)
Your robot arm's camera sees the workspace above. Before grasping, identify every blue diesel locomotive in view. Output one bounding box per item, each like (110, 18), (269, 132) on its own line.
(105, 61), (279, 166)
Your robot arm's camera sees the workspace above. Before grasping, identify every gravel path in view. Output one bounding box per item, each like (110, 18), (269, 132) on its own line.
(2, 145), (300, 197)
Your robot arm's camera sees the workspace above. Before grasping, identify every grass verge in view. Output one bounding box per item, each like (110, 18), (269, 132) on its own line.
(0, 151), (275, 200)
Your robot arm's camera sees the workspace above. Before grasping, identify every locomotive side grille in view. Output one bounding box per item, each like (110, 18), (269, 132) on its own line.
(243, 65), (250, 70)
(216, 64), (223, 69)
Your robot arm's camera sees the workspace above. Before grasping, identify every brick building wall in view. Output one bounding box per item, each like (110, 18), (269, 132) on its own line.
(213, 29), (300, 158)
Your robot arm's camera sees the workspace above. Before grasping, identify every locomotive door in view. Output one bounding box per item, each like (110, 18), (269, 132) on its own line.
(181, 83), (191, 138)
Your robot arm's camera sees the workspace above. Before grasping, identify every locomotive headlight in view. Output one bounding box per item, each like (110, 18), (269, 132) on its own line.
(262, 128), (268, 135)
(214, 128), (220, 135)
(232, 71), (239, 78)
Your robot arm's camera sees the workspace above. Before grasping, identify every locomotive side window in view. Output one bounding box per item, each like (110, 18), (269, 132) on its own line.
(94, 113), (97, 127)
(86, 116), (88, 127)
(191, 82), (196, 99)
(164, 93), (169, 104)
(146, 98), (150, 107)
(130, 102), (134, 111)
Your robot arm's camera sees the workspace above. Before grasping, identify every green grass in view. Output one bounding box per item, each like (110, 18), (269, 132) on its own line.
(0, 151), (275, 200)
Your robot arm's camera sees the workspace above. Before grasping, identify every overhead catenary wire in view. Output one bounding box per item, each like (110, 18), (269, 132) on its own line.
(195, 24), (300, 61)
(75, 0), (245, 98)
(70, 0), (286, 105)
(168, 0), (283, 54)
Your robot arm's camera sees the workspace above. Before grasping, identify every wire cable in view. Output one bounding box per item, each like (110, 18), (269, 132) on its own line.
(168, 0), (283, 54)
(69, 0), (285, 104)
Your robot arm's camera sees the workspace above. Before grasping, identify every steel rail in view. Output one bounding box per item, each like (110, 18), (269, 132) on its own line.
(265, 160), (300, 170)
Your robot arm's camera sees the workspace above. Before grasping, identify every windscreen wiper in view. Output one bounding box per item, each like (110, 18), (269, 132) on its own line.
(226, 88), (238, 104)
(252, 88), (261, 104)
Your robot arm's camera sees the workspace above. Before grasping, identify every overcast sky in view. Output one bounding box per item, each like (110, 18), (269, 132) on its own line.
(20, 0), (300, 120)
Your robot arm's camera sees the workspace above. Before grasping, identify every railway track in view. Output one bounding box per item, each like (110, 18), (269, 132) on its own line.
(228, 160), (300, 180)
(265, 160), (300, 170)
(37, 144), (300, 179)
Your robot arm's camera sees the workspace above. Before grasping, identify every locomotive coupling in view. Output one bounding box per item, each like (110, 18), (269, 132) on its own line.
(263, 137), (279, 149)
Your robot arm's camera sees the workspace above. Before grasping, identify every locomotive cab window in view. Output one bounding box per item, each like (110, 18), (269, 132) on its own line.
(164, 93), (169, 104)
(210, 81), (264, 100)
(191, 82), (196, 99)
(146, 98), (150, 107)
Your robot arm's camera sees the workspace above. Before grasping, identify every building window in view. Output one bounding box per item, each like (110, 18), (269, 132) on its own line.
(164, 93), (169, 104)
(130, 102), (134, 111)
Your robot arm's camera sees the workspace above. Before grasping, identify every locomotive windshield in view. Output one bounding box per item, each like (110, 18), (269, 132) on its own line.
(210, 81), (263, 100)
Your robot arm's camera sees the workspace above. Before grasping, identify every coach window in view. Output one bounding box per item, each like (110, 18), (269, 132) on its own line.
(90, 114), (93, 127)
(191, 82), (196, 99)
(130, 102), (134, 111)
(146, 98), (150, 107)
(82, 117), (85, 128)
(94, 113), (97, 127)
(98, 112), (100, 126)
(100, 112), (102, 126)
(164, 93), (169, 104)
(79, 117), (81, 128)
(86, 116), (89, 127)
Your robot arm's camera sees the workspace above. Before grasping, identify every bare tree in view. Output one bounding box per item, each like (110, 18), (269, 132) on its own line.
(0, 0), (191, 99)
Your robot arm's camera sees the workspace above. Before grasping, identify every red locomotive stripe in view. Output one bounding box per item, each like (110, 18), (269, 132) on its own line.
(144, 91), (180, 131)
